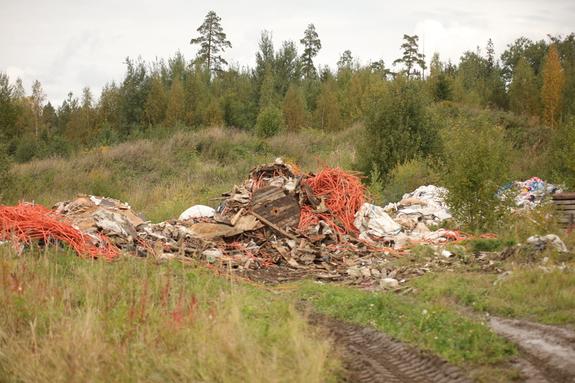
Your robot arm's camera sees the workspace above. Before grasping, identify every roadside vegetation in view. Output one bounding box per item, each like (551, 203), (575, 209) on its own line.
(0, 247), (340, 382)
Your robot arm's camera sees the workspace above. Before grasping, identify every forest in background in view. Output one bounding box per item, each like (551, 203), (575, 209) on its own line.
(1, 11), (575, 231)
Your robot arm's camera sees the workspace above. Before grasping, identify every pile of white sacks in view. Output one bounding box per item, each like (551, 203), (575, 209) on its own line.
(354, 185), (454, 248)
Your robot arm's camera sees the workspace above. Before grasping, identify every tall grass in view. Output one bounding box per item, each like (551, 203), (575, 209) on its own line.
(8, 126), (358, 222)
(0, 247), (339, 382)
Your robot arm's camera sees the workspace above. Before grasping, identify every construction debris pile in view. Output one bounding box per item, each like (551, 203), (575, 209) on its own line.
(2, 160), (569, 286)
(0, 203), (119, 260)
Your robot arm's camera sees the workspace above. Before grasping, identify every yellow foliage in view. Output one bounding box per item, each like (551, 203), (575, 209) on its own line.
(541, 45), (566, 128)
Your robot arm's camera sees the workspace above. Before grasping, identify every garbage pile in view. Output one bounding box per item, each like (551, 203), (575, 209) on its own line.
(384, 185), (452, 227)
(0, 159), (497, 286)
(351, 185), (459, 249)
(54, 195), (145, 249)
(0, 203), (119, 260)
(498, 177), (561, 209)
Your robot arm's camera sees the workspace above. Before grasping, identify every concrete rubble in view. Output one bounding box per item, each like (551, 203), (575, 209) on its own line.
(527, 234), (568, 253)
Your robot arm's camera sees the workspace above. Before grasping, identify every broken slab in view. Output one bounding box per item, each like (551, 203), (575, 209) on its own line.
(186, 214), (262, 240)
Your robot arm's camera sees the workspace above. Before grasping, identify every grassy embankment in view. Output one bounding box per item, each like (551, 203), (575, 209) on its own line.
(7, 126), (358, 222)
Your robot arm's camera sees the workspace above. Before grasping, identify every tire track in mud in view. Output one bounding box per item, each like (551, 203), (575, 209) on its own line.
(489, 317), (575, 383)
(309, 313), (471, 383)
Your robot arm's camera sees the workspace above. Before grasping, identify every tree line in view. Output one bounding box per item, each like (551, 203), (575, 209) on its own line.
(0, 10), (574, 163)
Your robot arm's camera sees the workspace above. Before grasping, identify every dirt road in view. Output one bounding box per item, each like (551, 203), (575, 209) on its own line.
(310, 313), (471, 383)
(490, 317), (575, 383)
(311, 312), (575, 382)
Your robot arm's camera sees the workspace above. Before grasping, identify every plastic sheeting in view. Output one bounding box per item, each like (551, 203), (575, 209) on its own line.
(354, 203), (402, 240)
(384, 185), (452, 226)
(178, 205), (215, 220)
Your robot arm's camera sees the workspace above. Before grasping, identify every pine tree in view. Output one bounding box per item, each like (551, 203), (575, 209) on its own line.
(509, 56), (538, 116)
(393, 34), (426, 79)
(541, 44), (565, 128)
(337, 50), (353, 71)
(300, 24), (321, 79)
(370, 60), (392, 78)
(486, 38), (495, 71)
(190, 11), (232, 74)
(282, 84), (307, 132)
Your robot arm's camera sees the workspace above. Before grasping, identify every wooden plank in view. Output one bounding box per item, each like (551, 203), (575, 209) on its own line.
(552, 192), (575, 200)
(301, 183), (321, 207)
(555, 205), (575, 211)
(251, 186), (300, 230)
(251, 211), (298, 240)
(552, 200), (575, 205)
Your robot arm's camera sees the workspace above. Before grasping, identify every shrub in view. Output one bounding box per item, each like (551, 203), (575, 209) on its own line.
(550, 117), (575, 188)
(255, 105), (283, 137)
(382, 158), (440, 203)
(0, 144), (13, 201)
(357, 76), (438, 179)
(366, 165), (384, 205)
(14, 136), (38, 163)
(440, 120), (513, 231)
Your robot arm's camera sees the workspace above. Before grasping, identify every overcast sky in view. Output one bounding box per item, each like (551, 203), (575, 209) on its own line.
(1, 0), (573, 105)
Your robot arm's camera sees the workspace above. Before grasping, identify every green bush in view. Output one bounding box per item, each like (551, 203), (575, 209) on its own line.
(550, 118), (575, 188)
(382, 158), (440, 203)
(255, 105), (283, 137)
(357, 76), (439, 179)
(366, 165), (384, 205)
(14, 136), (38, 163)
(466, 238), (515, 253)
(441, 119), (513, 231)
(0, 144), (13, 201)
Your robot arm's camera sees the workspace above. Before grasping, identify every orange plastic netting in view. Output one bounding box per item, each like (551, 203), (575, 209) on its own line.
(299, 167), (365, 235)
(0, 203), (119, 260)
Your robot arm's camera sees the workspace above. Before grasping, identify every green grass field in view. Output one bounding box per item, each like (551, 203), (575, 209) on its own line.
(2, 124), (575, 382)
(0, 247), (340, 382)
